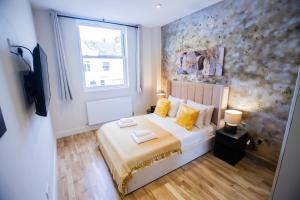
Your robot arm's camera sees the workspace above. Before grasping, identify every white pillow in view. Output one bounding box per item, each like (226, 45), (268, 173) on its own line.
(204, 105), (214, 125)
(176, 102), (183, 118)
(187, 100), (214, 126)
(167, 96), (186, 117)
(186, 100), (207, 128)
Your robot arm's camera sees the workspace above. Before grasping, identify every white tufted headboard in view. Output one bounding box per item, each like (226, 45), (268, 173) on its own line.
(165, 80), (229, 129)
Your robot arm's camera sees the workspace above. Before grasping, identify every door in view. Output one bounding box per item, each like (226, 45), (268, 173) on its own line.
(271, 68), (300, 199)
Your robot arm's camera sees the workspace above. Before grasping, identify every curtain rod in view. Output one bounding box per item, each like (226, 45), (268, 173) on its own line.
(57, 14), (139, 29)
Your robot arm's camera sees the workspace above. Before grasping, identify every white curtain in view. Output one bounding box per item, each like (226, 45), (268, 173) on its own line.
(136, 25), (142, 93)
(50, 11), (73, 101)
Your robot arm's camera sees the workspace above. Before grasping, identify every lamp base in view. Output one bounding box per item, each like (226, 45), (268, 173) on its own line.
(224, 123), (237, 134)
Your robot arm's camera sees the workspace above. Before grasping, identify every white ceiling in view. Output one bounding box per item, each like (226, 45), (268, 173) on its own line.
(30, 0), (222, 27)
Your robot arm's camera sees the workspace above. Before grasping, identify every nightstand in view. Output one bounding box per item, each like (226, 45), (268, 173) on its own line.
(146, 105), (156, 114)
(214, 126), (248, 165)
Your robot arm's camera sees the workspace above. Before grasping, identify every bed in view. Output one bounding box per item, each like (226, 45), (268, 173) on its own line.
(96, 81), (229, 196)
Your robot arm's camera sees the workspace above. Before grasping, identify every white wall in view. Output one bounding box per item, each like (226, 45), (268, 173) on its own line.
(135, 26), (162, 114)
(151, 27), (162, 92)
(0, 1), (56, 200)
(33, 9), (161, 138)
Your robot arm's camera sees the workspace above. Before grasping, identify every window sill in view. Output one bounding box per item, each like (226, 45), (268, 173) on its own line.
(84, 85), (130, 93)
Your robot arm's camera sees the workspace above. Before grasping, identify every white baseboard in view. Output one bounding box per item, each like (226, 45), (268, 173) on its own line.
(55, 125), (101, 139)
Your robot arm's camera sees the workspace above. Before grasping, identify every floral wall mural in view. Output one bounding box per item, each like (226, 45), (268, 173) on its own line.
(176, 47), (224, 76)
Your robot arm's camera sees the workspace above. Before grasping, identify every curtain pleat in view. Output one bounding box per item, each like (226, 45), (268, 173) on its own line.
(50, 11), (73, 101)
(136, 25), (142, 93)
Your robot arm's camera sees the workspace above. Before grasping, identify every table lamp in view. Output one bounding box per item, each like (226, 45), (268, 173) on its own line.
(156, 92), (166, 99)
(224, 109), (242, 134)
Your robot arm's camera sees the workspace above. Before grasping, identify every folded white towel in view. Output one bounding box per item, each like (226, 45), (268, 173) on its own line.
(120, 118), (134, 123)
(117, 121), (137, 128)
(133, 129), (151, 137)
(131, 132), (158, 144)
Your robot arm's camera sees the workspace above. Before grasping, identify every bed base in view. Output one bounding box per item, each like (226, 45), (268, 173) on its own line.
(126, 136), (215, 194)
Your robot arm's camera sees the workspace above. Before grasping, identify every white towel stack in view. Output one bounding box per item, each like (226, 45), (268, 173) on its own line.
(120, 118), (134, 123)
(131, 129), (158, 144)
(117, 118), (137, 128)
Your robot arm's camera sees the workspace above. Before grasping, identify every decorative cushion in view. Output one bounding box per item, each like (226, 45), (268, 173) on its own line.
(186, 100), (207, 128)
(176, 104), (199, 131)
(168, 95), (186, 118)
(204, 105), (214, 125)
(154, 98), (171, 118)
(187, 100), (214, 126)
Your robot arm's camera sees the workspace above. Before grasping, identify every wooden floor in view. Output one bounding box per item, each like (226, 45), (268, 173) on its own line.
(57, 131), (275, 200)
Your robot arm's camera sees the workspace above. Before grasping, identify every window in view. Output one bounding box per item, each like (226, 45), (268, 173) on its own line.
(100, 80), (105, 86)
(102, 62), (110, 71)
(83, 61), (91, 72)
(90, 80), (97, 86)
(78, 24), (127, 90)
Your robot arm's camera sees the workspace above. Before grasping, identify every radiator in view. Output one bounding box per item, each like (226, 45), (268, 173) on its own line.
(86, 96), (133, 125)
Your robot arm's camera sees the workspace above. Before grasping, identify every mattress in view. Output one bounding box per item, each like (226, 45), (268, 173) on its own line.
(145, 114), (216, 151)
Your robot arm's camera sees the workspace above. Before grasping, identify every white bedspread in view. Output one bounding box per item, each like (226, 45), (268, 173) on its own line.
(145, 114), (216, 151)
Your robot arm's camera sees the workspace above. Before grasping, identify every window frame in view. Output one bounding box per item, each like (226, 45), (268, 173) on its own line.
(77, 21), (129, 92)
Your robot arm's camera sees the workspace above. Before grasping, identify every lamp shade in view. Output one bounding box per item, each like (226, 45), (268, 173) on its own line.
(224, 110), (242, 126)
(156, 92), (166, 99)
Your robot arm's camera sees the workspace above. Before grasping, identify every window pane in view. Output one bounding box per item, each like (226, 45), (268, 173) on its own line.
(79, 25), (122, 57)
(83, 58), (125, 88)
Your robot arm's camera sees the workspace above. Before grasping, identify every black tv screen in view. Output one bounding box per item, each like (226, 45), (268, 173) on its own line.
(0, 107), (6, 138)
(32, 44), (51, 117)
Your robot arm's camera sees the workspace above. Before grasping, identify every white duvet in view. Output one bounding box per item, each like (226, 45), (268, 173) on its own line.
(145, 114), (216, 151)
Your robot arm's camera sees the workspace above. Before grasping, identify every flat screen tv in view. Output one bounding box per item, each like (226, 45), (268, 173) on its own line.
(32, 44), (51, 117)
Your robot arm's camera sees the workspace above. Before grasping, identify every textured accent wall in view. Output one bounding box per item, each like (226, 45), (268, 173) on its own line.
(162, 0), (300, 163)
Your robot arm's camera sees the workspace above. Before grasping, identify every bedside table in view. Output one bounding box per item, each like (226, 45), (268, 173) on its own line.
(214, 126), (248, 165)
(146, 106), (156, 114)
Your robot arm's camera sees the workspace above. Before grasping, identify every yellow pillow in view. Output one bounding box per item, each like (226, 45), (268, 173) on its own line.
(154, 98), (171, 117)
(176, 104), (199, 131)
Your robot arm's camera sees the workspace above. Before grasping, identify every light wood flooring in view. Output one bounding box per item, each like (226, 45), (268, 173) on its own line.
(57, 131), (275, 200)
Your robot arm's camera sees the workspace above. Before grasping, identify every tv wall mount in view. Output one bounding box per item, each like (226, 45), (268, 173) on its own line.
(8, 41), (35, 104)
(9, 41), (33, 72)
